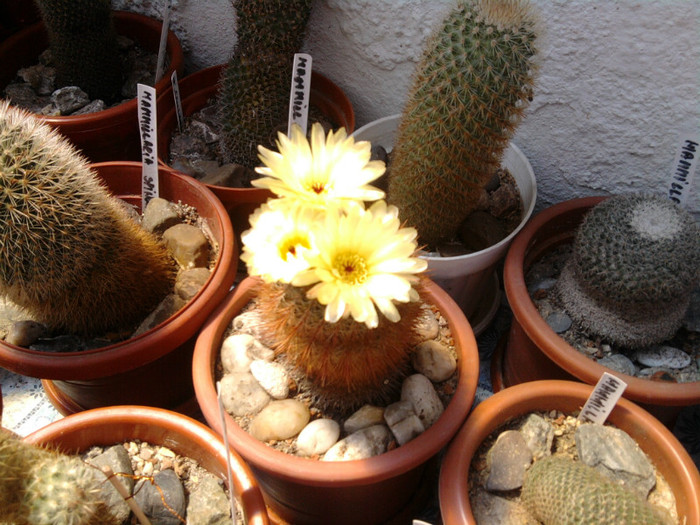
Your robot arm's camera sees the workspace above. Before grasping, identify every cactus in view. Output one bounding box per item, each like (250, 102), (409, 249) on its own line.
(217, 0), (313, 173)
(0, 101), (175, 336)
(34, 0), (123, 103)
(387, 0), (538, 247)
(557, 194), (700, 348)
(0, 431), (118, 525)
(521, 456), (673, 525)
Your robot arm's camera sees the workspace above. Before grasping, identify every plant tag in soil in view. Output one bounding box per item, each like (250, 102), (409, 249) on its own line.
(288, 53), (312, 137)
(155, 0), (173, 82)
(138, 83), (159, 207)
(667, 134), (699, 207)
(578, 372), (627, 424)
(170, 71), (185, 133)
(217, 381), (238, 523)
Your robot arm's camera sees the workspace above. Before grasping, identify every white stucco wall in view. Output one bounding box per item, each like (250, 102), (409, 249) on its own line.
(113, 0), (700, 217)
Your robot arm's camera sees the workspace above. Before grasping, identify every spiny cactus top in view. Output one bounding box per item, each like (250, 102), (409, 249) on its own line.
(0, 101), (174, 335)
(35, 0), (124, 103)
(557, 194), (700, 348)
(388, 0), (538, 247)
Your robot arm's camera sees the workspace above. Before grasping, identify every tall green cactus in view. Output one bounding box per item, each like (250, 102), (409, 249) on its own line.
(217, 0), (313, 172)
(388, 0), (538, 247)
(0, 101), (174, 335)
(521, 456), (673, 525)
(35, 0), (123, 103)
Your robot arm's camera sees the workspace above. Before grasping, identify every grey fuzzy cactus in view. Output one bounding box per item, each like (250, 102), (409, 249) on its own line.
(556, 194), (700, 348)
(0, 101), (175, 336)
(217, 0), (313, 173)
(521, 456), (673, 524)
(34, 0), (123, 103)
(387, 0), (538, 247)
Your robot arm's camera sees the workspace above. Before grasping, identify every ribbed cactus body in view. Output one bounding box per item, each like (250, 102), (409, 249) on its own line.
(217, 0), (313, 172)
(388, 0), (537, 246)
(521, 456), (672, 525)
(253, 281), (424, 411)
(35, 0), (123, 103)
(557, 194), (700, 347)
(0, 101), (174, 335)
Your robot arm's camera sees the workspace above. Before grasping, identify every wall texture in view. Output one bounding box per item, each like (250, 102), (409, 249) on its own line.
(113, 0), (700, 216)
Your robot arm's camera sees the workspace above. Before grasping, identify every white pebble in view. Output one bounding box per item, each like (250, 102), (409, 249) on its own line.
(296, 419), (340, 456)
(414, 308), (439, 340)
(249, 399), (310, 442)
(411, 340), (457, 382)
(384, 401), (425, 445)
(250, 360), (290, 399)
(218, 372), (270, 416)
(635, 345), (691, 369)
(343, 405), (385, 434)
(322, 425), (393, 462)
(401, 374), (444, 429)
(220, 333), (274, 373)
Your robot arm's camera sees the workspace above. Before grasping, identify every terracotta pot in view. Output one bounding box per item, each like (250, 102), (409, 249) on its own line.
(0, 161), (237, 415)
(0, 11), (185, 162)
(438, 380), (700, 525)
(157, 64), (356, 257)
(23, 405), (270, 525)
(352, 114), (537, 337)
(193, 276), (479, 525)
(495, 196), (700, 428)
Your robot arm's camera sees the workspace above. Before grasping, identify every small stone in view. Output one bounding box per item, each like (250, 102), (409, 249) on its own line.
(175, 267), (211, 300)
(90, 445), (134, 523)
(411, 340), (457, 382)
(322, 425), (393, 461)
(51, 86), (89, 114)
(635, 345), (692, 369)
(459, 211), (507, 251)
(4, 83), (47, 113)
(414, 307), (439, 340)
(343, 405), (385, 434)
(250, 359), (290, 399)
(133, 469), (186, 525)
(598, 353), (637, 376)
(163, 223), (211, 269)
(132, 294), (187, 336)
(188, 118), (219, 144)
(220, 333), (274, 373)
(142, 197), (182, 235)
(186, 473), (231, 525)
(190, 159), (222, 178)
(170, 133), (208, 160)
(231, 310), (266, 340)
(18, 63), (55, 94)
(218, 372), (270, 416)
(200, 163), (251, 188)
(384, 400), (425, 445)
(545, 311), (572, 333)
(297, 419), (341, 456)
(485, 430), (533, 491)
(249, 399), (310, 442)
(489, 182), (520, 218)
(401, 374), (444, 429)
(5, 320), (47, 347)
(518, 414), (554, 459)
(72, 99), (106, 115)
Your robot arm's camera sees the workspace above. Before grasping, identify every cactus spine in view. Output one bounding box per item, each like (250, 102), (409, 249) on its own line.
(34, 0), (123, 103)
(0, 101), (175, 335)
(217, 0), (313, 173)
(521, 456), (673, 525)
(388, 0), (538, 247)
(556, 194), (700, 348)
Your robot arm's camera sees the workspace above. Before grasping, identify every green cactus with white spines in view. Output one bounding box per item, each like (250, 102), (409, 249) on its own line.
(217, 0), (313, 173)
(557, 194), (700, 348)
(521, 456), (673, 525)
(0, 101), (175, 336)
(34, 0), (123, 104)
(387, 0), (538, 247)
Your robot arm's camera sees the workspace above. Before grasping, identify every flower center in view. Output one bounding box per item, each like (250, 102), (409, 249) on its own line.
(332, 252), (368, 284)
(279, 234), (309, 261)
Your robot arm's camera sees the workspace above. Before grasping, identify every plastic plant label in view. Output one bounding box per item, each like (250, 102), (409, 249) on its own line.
(155, 0), (173, 82)
(667, 134), (699, 207)
(217, 381), (240, 523)
(578, 372), (627, 424)
(170, 71), (185, 133)
(137, 83), (159, 207)
(287, 53), (312, 137)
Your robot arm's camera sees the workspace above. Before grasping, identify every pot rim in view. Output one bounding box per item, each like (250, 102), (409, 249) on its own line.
(193, 275), (479, 486)
(503, 196), (700, 403)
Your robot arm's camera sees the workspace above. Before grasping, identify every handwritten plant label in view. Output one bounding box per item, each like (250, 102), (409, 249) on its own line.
(155, 0), (173, 83)
(578, 372), (627, 424)
(287, 53), (312, 137)
(667, 134), (699, 207)
(137, 84), (159, 207)
(170, 71), (185, 132)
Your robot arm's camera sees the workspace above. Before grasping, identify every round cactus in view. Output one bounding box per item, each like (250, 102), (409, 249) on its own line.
(557, 194), (700, 348)
(521, 456), (673, 525)
(0, 101), (175, 335)
(388, 0), (538, 247)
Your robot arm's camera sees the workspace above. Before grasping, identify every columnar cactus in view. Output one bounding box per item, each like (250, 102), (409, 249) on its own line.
(387, 0), (538, 247)
(557, 194), (700, 348)
(521, 456), (673, 525)
(0, 101), (175, 335)
(217, 0), (313, 173)
(34, 0), (124, 103)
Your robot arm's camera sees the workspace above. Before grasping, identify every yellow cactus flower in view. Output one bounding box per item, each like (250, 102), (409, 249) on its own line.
(253, 122), (386, 208)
